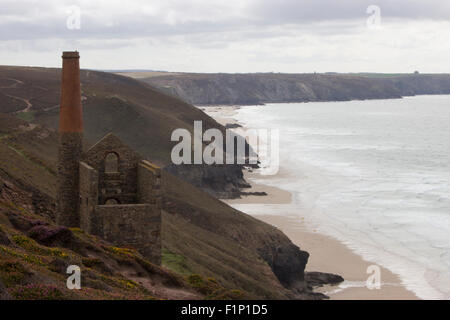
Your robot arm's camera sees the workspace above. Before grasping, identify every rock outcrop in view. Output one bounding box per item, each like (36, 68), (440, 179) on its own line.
(267, 244), (309, 288)
(165, 164), (251, 199)
(161, 172), (330, 298)
(305, 272), (345, 288)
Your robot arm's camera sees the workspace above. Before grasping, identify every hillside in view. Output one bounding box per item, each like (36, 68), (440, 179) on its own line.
(120, 72), (450, 105)
(0, 66), (218, 164)
(0, 97), (340, 298)
(0, 66), (246, 198)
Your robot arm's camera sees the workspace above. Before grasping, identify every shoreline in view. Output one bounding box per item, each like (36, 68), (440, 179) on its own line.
(203, 105), (419, 300)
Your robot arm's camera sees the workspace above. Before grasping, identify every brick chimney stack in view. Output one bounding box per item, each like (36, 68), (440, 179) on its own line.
(59, 51), (83, 133)
(57, 51), (83, 227)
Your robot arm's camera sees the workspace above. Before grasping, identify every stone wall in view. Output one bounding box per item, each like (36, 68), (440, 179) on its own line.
(94, 204), (161, 265)
(138, 160), (162, 209)
(63, 133), (163, 265)
(56, 132), (83, 227)
(83, 133), (142, 205)
(79, 161), (98, 234)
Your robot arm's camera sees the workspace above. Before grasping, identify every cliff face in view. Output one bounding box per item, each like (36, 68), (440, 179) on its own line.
(0, 113), (337, 299)
(165, 164), (251, 199)
(161, 171), (320, 298)
(127, 72), (450, 105)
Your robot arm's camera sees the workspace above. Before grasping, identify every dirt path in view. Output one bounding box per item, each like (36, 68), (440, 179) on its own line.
(0, 78), (23, 89)
(0, 78), (33, 113)
(120, 266), (201, 300)
(7, 94), (33, 114)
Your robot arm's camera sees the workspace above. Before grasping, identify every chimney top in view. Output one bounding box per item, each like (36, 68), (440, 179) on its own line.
(62, 51), (80, 59)
(59, 50), (83, 133)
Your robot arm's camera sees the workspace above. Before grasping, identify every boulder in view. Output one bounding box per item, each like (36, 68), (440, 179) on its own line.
(305, 271), (344, 288)
(6, 212), (46, 232)
(261, 243), (309, 290)
(28, 224), (73, 247)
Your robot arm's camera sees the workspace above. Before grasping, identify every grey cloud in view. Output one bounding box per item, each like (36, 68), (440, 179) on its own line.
(0, 0), (449, 42)
(248, 0), (450, 22)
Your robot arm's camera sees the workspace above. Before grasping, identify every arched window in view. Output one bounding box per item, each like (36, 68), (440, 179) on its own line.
(105, 152), (119, 173)
(105, 198), (119, 205)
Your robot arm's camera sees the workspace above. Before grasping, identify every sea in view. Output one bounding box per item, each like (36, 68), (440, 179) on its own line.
(219, 95), (450, 300)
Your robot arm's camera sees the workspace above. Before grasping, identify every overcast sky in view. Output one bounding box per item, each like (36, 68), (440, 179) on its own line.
(1, 0), (449, 73)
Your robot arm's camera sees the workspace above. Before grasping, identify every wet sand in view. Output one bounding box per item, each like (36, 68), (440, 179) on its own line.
(202, 105), (419, 299)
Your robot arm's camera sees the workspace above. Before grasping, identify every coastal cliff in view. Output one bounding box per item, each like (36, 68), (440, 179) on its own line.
(165, 164), (251, 199)
(0, 97), (341, 299)
(124, 72), (450, 105)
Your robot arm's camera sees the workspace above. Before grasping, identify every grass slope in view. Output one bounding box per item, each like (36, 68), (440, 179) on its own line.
(0, 113), (291, 299)
(0, 66), (223, 165)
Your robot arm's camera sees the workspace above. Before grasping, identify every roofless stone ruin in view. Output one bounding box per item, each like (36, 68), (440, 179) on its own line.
(56, 51), (162, 265)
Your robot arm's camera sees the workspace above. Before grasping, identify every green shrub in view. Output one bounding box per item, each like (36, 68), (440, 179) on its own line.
(0, 243), (45, 266)
(0, 260), (31, 287)
(187, 274), (204, 287)
(187, 274), (221, 295)
(187, 274), (245, 300)
(11, 234), (69, 258)
(162, 248), (190, 275)
(10, 284), (64, 300)
(82, 257), (103, 268)
(107, 246), (137, 258)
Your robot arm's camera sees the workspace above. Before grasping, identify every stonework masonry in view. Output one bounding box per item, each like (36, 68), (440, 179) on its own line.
(57, 51), (84, 228)
(138, 160), (162, 208)
(77, 133), (162, 265)
(59, 51), (83, 133)
(57, 132), (83, 227)
(95, 204), (161, 265)
(83, 133), (141, 205)
(57, 51), (162, 265)
(79, 161), (98, 234)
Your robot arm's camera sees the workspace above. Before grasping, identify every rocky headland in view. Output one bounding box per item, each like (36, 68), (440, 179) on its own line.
(122, 72), (450, 106)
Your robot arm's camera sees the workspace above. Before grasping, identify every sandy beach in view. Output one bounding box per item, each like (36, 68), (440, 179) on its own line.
(202, 105), (419, 300)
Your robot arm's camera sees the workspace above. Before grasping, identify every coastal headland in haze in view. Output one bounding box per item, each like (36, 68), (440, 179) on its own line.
(120, 71), (450, 106)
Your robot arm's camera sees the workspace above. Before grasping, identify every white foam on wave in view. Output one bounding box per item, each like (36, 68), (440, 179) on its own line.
(230, 96), (450, 300)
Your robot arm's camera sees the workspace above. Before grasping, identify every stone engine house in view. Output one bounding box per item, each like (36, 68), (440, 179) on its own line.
(56, 51), (162, 265)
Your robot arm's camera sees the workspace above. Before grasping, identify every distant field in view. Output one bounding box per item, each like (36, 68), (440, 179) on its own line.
(114, 71), (181, 79)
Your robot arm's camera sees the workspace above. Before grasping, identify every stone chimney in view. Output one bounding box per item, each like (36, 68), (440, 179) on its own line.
(59, 51), (83, 133)
(56, 51), (83, 227)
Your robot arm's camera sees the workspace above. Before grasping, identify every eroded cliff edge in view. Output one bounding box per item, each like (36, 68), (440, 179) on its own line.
(128, 72), (450, 106)
(0, 113), (342, 299)
(165, 164), (251, 199)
